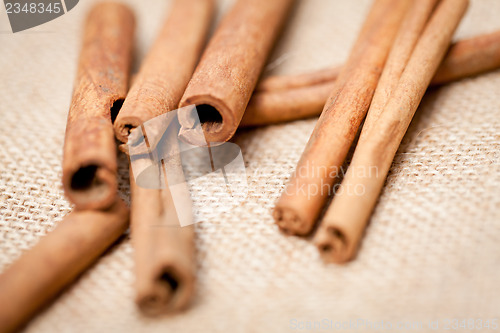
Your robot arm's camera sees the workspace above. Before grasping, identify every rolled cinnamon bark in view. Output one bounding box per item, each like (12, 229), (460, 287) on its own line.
(242, 81), (333, 127)
(255, 66), (341, 93)
(314, 0), (469, 263)
(273, 0), (410, 236)
(431, 29), (500, 84)
(130, 181), (196, 315)
(114, 0), (215, 145)
(242, 29), (500, 126)
(114, 0), (207, 312)
(178, 0), (294, 145)
(129, 126), (196, 315)
(0, 200), (129, 333)
(62, 3), (135, 210)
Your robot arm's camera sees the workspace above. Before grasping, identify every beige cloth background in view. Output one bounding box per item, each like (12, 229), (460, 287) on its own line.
(1, 0), (500, 332)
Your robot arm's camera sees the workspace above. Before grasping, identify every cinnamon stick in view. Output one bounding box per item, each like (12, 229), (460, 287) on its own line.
(0, 200), (129, 333)
(314, 0), (469, 263)
(242, 81), (333, 126)
(131, 182), (195, 315)
(431, 29), (500, 84)
(128, 123), (196, 315)
(273, 0), (410, 236)
(62, 3), (134, 210)
(114, 0), (209, 312)
(242, 29), (500, 126)
(255, 66), (341, 93)
(178, 0), (294, 145)
(114, 0), (214, 145)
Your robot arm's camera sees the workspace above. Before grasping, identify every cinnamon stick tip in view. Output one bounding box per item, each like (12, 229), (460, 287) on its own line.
(63, 164), (117, 210)
(113, 116), (142, 144)
(137, 265), (195, 316)
(178, 97), (236, 144)
(273, 206), (312, 236)
(314, 226), (351, 264)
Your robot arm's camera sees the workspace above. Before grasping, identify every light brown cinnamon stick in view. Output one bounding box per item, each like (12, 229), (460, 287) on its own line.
(255, 66), (341, 93)
(129, 124), (196, 315)
(314, 0), (469, 263)
(0, 200), (129, 333)
(131, 182), (195, 315)
(273, 0), (410, 236)
(62, 3), (134, 210)
(431, 29), (500, 84)
(177, 0), (294, 145)
(242, 82), (333, 126)
(114, 0), (214, 145)
(242, 29), (500, 126)
(114, 0), (209, 313)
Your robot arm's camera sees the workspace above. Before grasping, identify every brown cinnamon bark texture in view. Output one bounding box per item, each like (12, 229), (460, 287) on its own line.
(178, 0), (294, 144)
(242, 82), (333, 126)
(431, 29), (500, 84)
(128, 123), (196, 315)
(314, 0), (469, 263)
(62, 3), (135, 210)
(242, 29), (500, 126)
(131, 181), (196, 315)
(273, 0), (410, 236)
(0, 200), (129, 333)
(255, 66), (341, 93)
(355, 0), (440, 128)
(114, 0), (215, 145)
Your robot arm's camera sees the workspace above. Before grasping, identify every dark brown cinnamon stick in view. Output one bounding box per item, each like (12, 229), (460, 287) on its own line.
(62, 3), (134, 210)
(0, 200), (129, 333)
(242, 29), (500, 127)
(178, 0), (294, 144)
(114, 0), (214, 145)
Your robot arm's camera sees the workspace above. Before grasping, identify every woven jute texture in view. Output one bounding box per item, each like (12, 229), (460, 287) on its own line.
(1, 0), (500, 332)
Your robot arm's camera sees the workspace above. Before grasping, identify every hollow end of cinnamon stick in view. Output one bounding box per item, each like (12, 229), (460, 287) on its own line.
(63, 163), (117, 210)
(314, 225), (352, 264)
(114, 116), (144, 144)
(136, 262), (195, 316)
(63, 2), (133, 209)
(63, 99), (122, 210)
(178, 96), (236, 145)
(273, 205), (314, 236)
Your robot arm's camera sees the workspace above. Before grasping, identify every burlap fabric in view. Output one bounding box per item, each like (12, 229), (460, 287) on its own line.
(1, 0), (499, 332)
